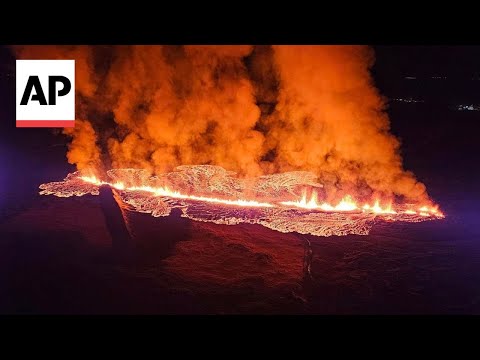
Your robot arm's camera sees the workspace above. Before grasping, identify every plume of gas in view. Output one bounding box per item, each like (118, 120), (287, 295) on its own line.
(265, 45), (428, 204)
(13, 45), (431, 206)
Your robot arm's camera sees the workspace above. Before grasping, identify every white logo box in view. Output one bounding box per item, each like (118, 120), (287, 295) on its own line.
(16, 59), (75, 128)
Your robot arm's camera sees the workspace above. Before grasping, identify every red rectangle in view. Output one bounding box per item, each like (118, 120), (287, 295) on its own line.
(16, 120), (75, 128)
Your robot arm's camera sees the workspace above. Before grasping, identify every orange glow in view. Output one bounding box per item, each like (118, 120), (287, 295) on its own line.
(365, 200), (397, 214)
(36, 168), (446, 238)
(279, 193), (400, 214)
(78, 176), (444, 218)
(80, 176), (275, 208)
(280, 191), (321, 210)
(280, 191), (358, 212)
(418, 205), (444, 218)
(335, 195), (358, 211)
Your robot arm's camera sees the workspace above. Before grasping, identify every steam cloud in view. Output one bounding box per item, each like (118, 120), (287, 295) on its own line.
(13, 45), (429, 204)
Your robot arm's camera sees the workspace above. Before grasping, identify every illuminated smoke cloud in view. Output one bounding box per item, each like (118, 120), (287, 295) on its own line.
(265, 46), (427, 203)
(14, 45), (430, 205)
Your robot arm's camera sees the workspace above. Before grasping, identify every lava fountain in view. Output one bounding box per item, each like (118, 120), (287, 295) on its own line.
(39, 166), (444, 237)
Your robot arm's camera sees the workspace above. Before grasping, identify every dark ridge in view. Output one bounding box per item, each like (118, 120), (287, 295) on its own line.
(98, 185), (134, 263)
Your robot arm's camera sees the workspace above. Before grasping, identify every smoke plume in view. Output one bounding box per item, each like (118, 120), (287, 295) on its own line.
(13, 45), (429, 203)
(265, 46), (427, 202)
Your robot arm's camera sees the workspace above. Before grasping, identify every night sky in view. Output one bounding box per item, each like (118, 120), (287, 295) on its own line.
(373, 46), (480, 103)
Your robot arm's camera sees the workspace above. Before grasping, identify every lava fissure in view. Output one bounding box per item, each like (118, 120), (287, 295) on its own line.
(39, 166), (443, 237)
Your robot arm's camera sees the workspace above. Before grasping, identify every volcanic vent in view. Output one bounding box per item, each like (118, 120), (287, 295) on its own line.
(40, 166), (443, 237)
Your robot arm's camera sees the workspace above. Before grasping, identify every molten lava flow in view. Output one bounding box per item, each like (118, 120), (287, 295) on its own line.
(279, 190), (443, 218)
(364, 200), (396, 215)
(80, 176), (275, 208)
(334, 195), (358, 212)
(280, 191), (358, 212)
(81, 176), (443, 217)
(39, 167), (444, 237)
(74, 171), (446, 219)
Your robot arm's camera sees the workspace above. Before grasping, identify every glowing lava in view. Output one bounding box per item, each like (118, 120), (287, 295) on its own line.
(279, 190), (443, 218)
(80, 176), (275, 208)
(38, 167), (445, 237)
(79, 175), (444, 218)
(365, 200), (396, 214)
(280, 192), (358, 212)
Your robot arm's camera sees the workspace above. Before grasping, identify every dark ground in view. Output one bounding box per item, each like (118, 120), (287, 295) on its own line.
(1, 46), (480, 314)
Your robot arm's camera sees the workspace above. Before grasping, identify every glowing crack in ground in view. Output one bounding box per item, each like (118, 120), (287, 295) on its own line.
(39, 166), (443, 237)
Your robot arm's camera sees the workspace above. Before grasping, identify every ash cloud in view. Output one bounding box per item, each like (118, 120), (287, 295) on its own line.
(13, 45), (429, 204)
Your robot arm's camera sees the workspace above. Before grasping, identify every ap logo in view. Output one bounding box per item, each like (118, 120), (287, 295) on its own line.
(16, 60), (75, 128)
